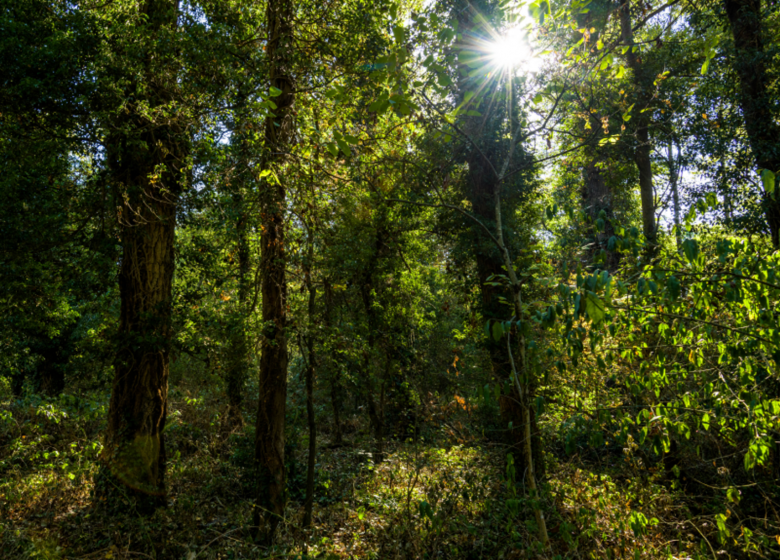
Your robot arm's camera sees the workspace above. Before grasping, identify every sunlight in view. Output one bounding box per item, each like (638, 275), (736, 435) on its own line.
(485, 26), (540, 73)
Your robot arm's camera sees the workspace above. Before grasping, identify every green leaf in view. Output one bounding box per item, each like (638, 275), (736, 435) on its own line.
(492, 321), (504, 341)
(336, 139), (350, 155)
(760, 169), (775, 194)
(584, 291), (606, 324)
(268, 86), (283, 97)
(715, 513), (730, 544)
(437, 73), (453, 87)
(368, 99), (390, 113)
(666, 275), (681, 300)
(701, 413), (710, 431)
(392, 24), (404, 44)
(325, 142), (339, 157)
(682, 239), (699, 264)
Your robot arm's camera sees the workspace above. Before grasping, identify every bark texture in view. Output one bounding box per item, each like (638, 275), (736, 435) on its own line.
(224, 122), (251, 430)
(582, 160), (619, 271)
(96, 0), (184, 514)
(358, 216), (390, 465)
(303, 227), (317, 528)
(723, 0), (780, 246)
(253, 0), (294, 542)
(323, 280), (344, 445)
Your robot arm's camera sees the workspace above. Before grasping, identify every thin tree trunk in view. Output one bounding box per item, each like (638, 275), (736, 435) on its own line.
(723, 0), (780, 246)
(365, 379), (385, 464)
(225, 93), (252, 428)
(303, 226), (317, 529)
(619, 0), (657, 248)
(95, 0), (184, 514)
(667, 138), (682, 248)
(253, 0), (294, 542)
(225, 188), (250, 430)
(324, 280), (343, 445)
(358, 217), (388, 465)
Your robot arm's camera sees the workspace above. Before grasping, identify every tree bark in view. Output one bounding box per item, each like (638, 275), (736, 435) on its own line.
(95, 0), (184, 514)
(667, 138), (682, 249)
(323, 279), (343, 445)
(619, 0), (657, 248)
(358, 217), (389, 465)
(303, 226), (317, 529)
(582, 159), (619, 271)
(723, 0), (780, 246)
(253, 0), (294, 542)
(224, 121), (251, 430)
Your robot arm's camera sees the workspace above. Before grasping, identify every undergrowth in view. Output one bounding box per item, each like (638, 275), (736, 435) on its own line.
(3, 373), (769, 560)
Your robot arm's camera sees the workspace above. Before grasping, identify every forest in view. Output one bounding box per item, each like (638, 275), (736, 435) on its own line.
(1, 0), (780, 558)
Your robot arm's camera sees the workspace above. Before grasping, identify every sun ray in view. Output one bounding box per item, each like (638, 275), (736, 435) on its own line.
(484, 25), (538, 72)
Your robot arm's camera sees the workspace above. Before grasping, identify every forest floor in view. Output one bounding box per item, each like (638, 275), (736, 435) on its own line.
(0, 377), (715, 560)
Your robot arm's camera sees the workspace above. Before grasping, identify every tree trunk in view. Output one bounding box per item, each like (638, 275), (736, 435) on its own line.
(619, 0), (657, 248)
(667, 138), (682, 249)
(95, 0), (184, 515)
(464, 134), (540, 476)
(253, 0), (294, 542)
(224, 130), (251, 431)
(365, 376), (385, 464)
(303, 226), (317, 529)
(358, 217), (389, 465)
(723, 0), (780, 246)
(323, 280), (343, 445)
(582, 159), (619, 271)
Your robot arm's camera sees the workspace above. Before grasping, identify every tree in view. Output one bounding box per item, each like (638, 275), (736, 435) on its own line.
(722, 0), (780, 246)
(96, 0), (189, 512)
(618, 0), (658, 248)
(253, 0), (295, 541)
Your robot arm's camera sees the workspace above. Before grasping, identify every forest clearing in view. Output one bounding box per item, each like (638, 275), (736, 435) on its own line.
(1, 0), (780, 558)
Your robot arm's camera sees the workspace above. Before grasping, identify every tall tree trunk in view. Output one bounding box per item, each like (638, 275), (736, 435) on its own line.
(454, 5), (542, 485)
(303, 225), (317, 529)
(667, 138), (682, 248)
(253, 0), (294, 542)
(224, 121), (251, 430)
(463, 128), (541, 479)
(95, 0), (184, 514)
(365, 377), (385, 464)
(323, 279), (343, 445)
(583, 159), (619, 271)
(723, 0), (780, 246)
(453, 4), (548, 544)
(358, 217), (388, 465)
(619, 0), (657, 248)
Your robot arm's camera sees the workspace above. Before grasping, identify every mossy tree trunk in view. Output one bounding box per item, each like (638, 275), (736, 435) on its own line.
(95, 0), (186, 515)
(253, 0), (295, 542)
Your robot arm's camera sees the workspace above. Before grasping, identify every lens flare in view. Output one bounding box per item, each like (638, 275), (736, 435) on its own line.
(485, 26), (539, 72)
